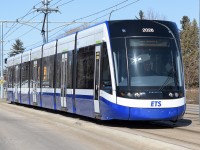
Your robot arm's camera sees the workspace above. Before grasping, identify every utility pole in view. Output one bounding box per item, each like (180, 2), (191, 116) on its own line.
(0, 22), (4, 99)
(197, 0), (200, 120)
(34, 0), (59, 43)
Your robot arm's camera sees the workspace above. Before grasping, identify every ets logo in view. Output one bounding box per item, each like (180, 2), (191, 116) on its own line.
(151, 101), (161, 107)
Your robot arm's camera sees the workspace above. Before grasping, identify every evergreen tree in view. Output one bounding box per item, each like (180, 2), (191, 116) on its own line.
(180, 16), (190, 30)
(136, 10), (145, 20)
(180, 17), (199, 88)
(9, 39), (25, 57)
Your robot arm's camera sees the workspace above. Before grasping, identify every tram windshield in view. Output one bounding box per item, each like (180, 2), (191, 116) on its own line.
(112, 37), (183, 91)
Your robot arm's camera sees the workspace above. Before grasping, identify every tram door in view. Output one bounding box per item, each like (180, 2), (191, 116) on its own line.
(94, 45), (101, 114)
(61, 53), (67, 109)
(14, 65), (19, 101)
(32, 61), (38, 104)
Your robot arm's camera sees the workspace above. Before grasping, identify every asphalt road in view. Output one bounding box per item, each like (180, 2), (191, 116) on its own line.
(0, 104), (91, 150)
(0, 100), (199, 150)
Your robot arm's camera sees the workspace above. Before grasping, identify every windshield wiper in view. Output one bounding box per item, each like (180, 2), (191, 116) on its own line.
(158, 70), (176, 91)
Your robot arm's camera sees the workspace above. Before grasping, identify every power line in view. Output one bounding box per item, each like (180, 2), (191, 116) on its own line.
(3, 20), (81, 49)
(92, 0), (141, 22)
(50, 0), (62, 7)
(3, 1), (42, 38)
(25, 0), (141, 49)
(8, 0), (114, 48)
(8, 23), (41, 42)
(20, 1), (41, 20)
(25, 40), (43, 50)
(113, 0), (140, 14)
(4, 13), (42, 40)
(57, 0), (74, 8)
(47, 0), (130, 39)
(48, 21), (97, 32)
(3, 22), (41, 48)
(48, 0), (140, 40)
(75, 0), (129, 22)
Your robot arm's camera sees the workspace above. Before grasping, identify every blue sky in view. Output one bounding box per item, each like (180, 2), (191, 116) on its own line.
(0, 0), (198, 57)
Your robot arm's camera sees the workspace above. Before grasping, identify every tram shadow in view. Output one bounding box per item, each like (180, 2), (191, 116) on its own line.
(94, 119), (192, 129)
(58, 110), (193, 129)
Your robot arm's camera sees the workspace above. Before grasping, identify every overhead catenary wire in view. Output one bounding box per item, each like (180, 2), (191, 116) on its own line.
(50, 0), (75, 8)
(26, 0), (140, 49)
(47, 0), (131, 40)
(47, 21), (98, 40)
(25, 39), (43, 49)
(13, 0), (141, 50)
(19, 1), (41, 20)
(56, 0), (74, 8)
(3, 13), (43, 49)
(8, 23), (41, 43)
(4, 22), (41, 46)
(47, 0), (140, 41)
(75, 0), (129, 22)
(92, 0), (141, 22)
(4, 13), (43, 40)
(12, 0), (128, 48)
(50, 0), (62, 7)
(3, 1), (42, 38)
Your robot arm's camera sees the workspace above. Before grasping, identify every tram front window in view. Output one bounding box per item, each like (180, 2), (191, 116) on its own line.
(112, 37), (183, 93)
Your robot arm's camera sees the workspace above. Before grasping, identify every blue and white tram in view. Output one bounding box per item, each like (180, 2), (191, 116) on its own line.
(6, 20), (186, 121)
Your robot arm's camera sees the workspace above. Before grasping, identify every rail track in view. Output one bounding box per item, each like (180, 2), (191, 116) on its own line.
(99, 104), (200, 150)
(186, 104), (199, 115)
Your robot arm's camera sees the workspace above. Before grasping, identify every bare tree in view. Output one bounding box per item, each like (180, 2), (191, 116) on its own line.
(146, 9), (166, 20)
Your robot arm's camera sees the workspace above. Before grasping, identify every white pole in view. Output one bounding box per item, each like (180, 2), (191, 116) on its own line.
(198, 0), (200, 121)
(0, 22), (3, 99)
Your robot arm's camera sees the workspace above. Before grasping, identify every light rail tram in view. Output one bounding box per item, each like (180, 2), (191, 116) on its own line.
(6, 20), (186, 121)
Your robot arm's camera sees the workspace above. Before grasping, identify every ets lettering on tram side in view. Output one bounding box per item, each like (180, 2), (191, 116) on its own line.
(6, 20), (186, 121)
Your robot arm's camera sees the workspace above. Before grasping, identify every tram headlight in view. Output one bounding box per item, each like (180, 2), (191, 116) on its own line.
(175, 92), (179, 98)
(120, 92), (126, 97)
(118, 91), (147, 98)
(169, 92), (174, 98)
(134, 92), (140, 98)
(169, 92), (180, 98)
(127, 92), (133, 97)
(119, 91), (134, 98)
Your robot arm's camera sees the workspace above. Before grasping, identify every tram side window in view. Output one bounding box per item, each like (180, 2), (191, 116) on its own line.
(7, 67), (13, 88)
(77, 45), (95, 89)
(42, 55), (54, 88)
(37, 59), (41, 87)
(100, 42), (112, 91)
(56, 53), (62, 88)
(30, 61), (33, 88)
(12, 67), (15, 87)
(21, 62), (30, 88)
(67, 51), (73, 89)
(30, 59), (41, 88)
(14, 65), (21, 87)
(112, 38), (127, 86)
